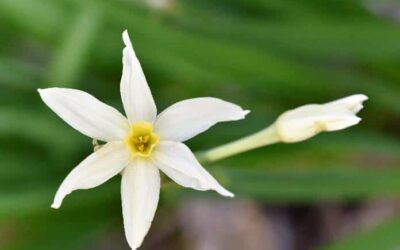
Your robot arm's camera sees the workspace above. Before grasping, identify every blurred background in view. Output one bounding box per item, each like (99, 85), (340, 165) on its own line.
(1, 0), (400, 249)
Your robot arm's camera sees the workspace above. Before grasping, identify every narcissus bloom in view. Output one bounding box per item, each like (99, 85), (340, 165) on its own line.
(38, 31), (248, 249)
(275, 94), (368, 143)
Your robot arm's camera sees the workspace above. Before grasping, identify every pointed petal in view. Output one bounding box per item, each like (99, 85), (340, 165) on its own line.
(152, 141), (234, 197)
(154, 97), (249, 142)
(120, 30), (157, 123)
(326, 94), (368, 113)
(51, 142), (130, 209)
(38, 88), (129, 142)
(121, 160), (160, 249)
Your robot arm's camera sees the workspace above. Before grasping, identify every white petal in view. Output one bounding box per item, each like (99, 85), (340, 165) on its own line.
(38, 88), (129, 142)
(152, 141), (234, 197)
(121, 160), (160, 249)
(120, 30), (157, 123)
(154, 97), (249, 142)
(51, 142), (130, 209)
(326, 94), (368, 113)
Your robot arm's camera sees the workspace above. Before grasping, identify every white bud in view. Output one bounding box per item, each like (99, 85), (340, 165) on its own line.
(275, 94), (368, 143)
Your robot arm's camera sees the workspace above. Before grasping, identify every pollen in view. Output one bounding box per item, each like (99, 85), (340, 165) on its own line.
(125, 122), (159, 157)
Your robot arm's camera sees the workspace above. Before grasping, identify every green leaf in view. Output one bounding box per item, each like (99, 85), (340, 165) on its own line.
(46, 4), (102, 87)
(320, 218), (400, 250)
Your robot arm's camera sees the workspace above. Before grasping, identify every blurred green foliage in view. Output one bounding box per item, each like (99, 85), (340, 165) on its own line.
(0, 0), (399, 249)
(322, 217), (400, 250)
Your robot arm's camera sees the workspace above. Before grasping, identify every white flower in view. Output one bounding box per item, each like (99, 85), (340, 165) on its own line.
(38, 30), (248, 249)
(275, 94), (368, 143)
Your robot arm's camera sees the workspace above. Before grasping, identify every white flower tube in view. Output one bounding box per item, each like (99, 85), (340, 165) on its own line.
(275, 94), (368, 143)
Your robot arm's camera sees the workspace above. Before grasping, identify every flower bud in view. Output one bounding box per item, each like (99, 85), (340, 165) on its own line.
(275, 94), (368, 143)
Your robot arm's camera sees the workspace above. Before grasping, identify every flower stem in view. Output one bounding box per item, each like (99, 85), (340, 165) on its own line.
(198, 125), (280, 163)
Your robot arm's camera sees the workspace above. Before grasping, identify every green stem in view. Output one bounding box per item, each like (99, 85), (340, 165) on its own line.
(198, 125), (280, 163)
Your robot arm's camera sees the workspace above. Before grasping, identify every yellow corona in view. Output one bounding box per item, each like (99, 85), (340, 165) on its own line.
(125, 122), (159, 157)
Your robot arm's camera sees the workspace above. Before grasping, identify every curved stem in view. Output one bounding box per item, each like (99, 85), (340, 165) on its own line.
(197, 125), (280, 164)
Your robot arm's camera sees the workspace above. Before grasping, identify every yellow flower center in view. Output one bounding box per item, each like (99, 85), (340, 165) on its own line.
(125, 122), (159, 158)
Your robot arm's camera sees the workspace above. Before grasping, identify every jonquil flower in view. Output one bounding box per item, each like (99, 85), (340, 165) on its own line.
(38, 30), (248, 249)
(275, 94), (368, 142)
